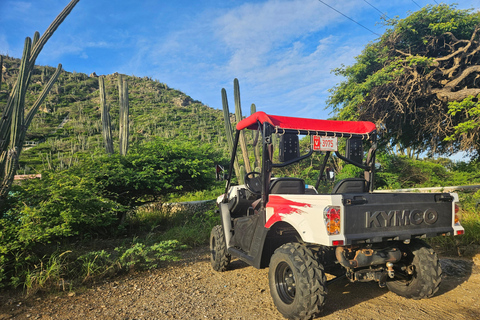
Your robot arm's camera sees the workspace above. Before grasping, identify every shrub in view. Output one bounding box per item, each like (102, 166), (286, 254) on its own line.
(0, 138), (223, 288)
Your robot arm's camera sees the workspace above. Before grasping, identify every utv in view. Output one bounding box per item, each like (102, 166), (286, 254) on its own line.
(210, 111), (464, 320)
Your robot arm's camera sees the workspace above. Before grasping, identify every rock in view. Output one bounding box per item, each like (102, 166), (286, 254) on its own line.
(173, 96), (192, 107)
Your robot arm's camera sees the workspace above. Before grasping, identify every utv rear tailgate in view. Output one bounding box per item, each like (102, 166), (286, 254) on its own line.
(342, 192), (455, 244)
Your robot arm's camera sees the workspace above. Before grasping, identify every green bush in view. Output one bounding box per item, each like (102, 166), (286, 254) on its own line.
(88, 138), (220, 206)
(0, 138), (222, 288)
(375, 153), (480, 189)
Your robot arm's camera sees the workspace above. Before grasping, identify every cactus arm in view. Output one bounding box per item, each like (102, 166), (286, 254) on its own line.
(250, 103), (261, 170)
(118, 76), (129, 156)
(24, 64), (62, 130)
(14, 64), (62, 166)
(118, 75), (124, 154)
(222, 88), (242, 184)
(10, 37), (31, 149)
(233, 78), (252, 173)
(0, 55), (3, 92)
(23, 32), (41, 91)
(0, 37), (31, 201)
(28, 0), (80, 69)
(99, 76), (114, 154)
(222, 88), (234, 151)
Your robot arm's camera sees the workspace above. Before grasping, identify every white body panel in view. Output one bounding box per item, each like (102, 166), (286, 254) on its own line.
(265, 194), (345, 246)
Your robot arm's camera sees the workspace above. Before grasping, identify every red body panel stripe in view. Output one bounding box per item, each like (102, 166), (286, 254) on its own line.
(265, 195), (312, 228)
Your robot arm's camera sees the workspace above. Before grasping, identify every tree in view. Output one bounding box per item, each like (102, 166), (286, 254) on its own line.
(328, 4), (480, 158)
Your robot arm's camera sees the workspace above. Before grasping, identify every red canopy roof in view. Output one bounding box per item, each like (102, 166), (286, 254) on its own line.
(236, 111), (376, 135)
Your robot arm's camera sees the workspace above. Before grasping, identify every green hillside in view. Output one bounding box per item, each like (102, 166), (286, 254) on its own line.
(0, 55), (230, 174)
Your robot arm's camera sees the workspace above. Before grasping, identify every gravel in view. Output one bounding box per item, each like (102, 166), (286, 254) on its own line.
(1, 247), (479, 320)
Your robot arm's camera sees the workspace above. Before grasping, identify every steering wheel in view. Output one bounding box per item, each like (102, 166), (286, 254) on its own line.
(244, 171), (262, 195)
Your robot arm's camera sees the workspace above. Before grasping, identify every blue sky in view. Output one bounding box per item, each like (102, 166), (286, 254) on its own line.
(1, 0), (478, 120)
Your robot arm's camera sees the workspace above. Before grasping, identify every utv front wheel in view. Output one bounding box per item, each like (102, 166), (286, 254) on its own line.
(269, 243), (327, 320)
(387, 239), (442, 299)
(210, 225), (231, 272)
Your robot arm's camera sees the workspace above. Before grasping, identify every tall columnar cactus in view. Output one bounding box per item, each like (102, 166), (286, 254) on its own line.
(250, 103), (261, 170)
(41, 66), (46, 84)
(233, 78), (252, 173)
(99, 76), (114, 154)
(118, 75), (129, 156)
(0, 0), (79, 207)
(222, 88), (242, 184)
(0, 55), (3, 92)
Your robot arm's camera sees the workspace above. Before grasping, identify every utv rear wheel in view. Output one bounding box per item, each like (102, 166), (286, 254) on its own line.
(269, 243), (327, 320)
(210, 225), (231, 272)
(387, 239), (442, 299)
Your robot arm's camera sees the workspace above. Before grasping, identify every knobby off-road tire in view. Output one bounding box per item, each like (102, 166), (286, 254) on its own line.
(210, 225), (231, 272)
(268, 243), (327, 320)
(386, 239), (442, 300)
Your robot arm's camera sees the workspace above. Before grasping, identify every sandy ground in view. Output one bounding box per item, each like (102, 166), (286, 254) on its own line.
(1, 246), (479, 320)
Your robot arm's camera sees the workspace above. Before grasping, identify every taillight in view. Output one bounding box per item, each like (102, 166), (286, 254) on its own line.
(454, 203), (461, 225)
(324, 206), (341, 235)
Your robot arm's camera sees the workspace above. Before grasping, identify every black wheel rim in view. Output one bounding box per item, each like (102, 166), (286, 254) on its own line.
(275, 261), (296, 304)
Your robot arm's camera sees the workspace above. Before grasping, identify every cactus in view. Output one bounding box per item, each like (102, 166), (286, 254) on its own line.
(118, 75), (129, 156)
(0, 0), (78, 207)
(41, 66), (46, 84)
(0, 55), (3, 92)
(251, 103), (261, 169)
(239, 165), (246, 185)
(99, 76), (114, 154)
(222, 88), (242, 184)
(22, 64), (62, 144)
(0, 38), (31, 199)
(233, 78), (252, 173)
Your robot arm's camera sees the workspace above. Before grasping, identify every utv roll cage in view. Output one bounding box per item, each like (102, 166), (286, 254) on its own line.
(223, 111), (378, 211)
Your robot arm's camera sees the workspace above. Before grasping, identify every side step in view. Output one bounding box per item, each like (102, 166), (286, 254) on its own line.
(228, 247), (255, 264)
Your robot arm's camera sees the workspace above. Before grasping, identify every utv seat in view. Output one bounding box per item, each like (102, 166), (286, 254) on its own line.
(228, 188), (256, 218)
(331, 178), (367, 194)
(250, 178), (305, 213)
(270, 178), (305, 194)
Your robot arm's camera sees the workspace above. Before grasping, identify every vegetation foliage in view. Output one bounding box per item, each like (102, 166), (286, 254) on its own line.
(328, 4), (480, 157)
(0, 139), (221, 290)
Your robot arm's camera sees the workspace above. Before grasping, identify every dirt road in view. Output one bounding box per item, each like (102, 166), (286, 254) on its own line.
(1, 246), (479, 320)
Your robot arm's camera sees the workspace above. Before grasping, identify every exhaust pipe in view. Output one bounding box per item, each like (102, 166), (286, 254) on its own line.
(335, 246), (401, 269)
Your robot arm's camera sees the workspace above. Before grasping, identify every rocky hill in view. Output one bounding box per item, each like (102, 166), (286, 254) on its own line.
(0, 55), (230, 173)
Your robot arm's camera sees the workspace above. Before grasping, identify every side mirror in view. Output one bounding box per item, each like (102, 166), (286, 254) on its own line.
(346, 138), (363, 164)
(279, 133), (300, 162)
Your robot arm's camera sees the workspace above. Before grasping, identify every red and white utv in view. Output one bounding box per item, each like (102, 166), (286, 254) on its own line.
(210, 112), (464, 320)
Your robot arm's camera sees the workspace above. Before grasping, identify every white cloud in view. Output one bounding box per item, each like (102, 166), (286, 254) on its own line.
(41, 38), (112, 60)
(237, 37), (365, 118)
(112, 0), (374, 117)
(213, 0), (362, 75)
